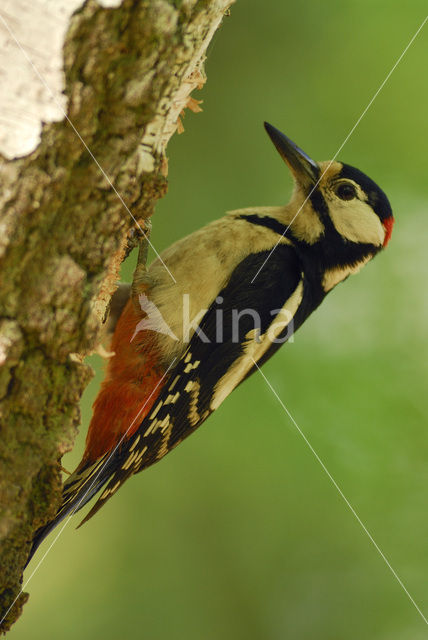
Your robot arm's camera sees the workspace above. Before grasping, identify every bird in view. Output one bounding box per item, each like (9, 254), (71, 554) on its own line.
(27, 122), (394, 564)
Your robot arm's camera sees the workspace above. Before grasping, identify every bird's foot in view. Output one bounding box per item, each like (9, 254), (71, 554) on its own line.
(124, 219), (152, 261)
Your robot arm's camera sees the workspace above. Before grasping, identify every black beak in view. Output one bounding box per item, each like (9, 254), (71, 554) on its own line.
(264, 122), (319, 186)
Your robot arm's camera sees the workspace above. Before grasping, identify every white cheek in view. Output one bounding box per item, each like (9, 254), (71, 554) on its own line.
(329, 200), (385, 246)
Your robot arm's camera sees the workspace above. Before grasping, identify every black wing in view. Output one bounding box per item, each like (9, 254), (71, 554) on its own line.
(77, 244), (305, 524)
(28, 242), (307, 566)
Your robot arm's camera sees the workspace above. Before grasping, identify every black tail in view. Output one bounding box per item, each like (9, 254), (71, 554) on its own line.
(25, 452), (117, 567)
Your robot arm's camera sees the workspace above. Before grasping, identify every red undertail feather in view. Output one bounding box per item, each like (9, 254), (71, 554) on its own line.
(82, 299), (165, 463)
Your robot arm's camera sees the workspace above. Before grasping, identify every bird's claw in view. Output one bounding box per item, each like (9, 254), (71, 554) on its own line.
(125, 220), (152, 260)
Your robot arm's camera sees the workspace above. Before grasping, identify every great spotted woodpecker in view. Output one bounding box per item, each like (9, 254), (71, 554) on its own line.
(28, 123), (394, 563)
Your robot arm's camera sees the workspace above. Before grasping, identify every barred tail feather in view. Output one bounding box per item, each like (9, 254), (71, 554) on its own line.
(25, 453), (115, 567)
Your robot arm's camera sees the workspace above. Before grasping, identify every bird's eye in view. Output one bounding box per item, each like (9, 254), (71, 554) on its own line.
(335, 183), (357, 201)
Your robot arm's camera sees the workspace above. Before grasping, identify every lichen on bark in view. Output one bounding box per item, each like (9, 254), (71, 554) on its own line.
(0, 0), (233, 631)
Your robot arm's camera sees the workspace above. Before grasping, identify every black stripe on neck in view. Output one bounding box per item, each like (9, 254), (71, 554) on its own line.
(237, 214), (289, 237)
(309, 188), (329, 218)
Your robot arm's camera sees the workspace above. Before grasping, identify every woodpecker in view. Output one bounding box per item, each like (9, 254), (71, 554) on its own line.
(27, 122), (394, 563)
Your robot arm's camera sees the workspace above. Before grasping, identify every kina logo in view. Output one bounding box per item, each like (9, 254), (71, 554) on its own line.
(130, 294), (178, 342)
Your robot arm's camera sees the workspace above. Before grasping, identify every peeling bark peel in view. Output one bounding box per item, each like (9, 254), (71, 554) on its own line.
(0, 0), (233, 631)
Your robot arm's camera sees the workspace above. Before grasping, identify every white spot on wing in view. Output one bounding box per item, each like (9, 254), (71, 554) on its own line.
(144, 419), (159, 437)
(122, 450), (139, 470)
(134, 446), (148, 466)
(129, 435), (141, 451)
(164, 392), (180, 405)
(149, 401), (162, 420)
(168, 375), (180, 391)
(184, 380), (195, 393)
(184, 360), (200, 373)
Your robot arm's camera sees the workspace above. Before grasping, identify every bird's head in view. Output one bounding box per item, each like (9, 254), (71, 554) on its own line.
(264, 122), (394, 261)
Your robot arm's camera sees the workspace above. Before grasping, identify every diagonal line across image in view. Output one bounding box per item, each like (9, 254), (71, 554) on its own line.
(0, 12), (177, 284)
(251, 357), (428, 627)
(250, 14), (427, 284)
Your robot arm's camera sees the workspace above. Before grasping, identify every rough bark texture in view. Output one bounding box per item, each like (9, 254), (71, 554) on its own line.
(0, 0), (232, 631)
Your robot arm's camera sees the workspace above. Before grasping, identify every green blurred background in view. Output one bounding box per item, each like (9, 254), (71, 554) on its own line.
(11, 1), (428, 638)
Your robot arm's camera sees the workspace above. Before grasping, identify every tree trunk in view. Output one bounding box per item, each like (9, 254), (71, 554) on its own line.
(0, 0), (232, 631)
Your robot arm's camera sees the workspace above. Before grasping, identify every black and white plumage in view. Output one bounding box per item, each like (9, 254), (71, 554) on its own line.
(27, 122), (394, 563)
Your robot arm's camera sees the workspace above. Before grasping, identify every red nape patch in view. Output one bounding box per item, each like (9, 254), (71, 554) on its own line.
(382, 217), (394, 247)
